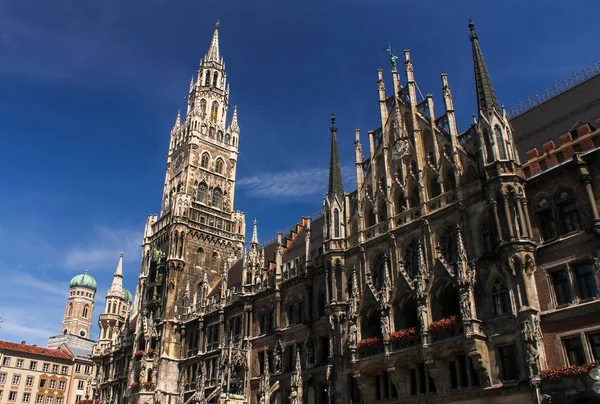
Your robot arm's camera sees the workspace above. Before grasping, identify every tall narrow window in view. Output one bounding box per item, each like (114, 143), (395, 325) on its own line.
(333, 209), (340, 238)
(495, 126), (507, 160)
(210, 102), (219, 123)
(68, 303), (73, 317)
(211, 252), (219, 272)
(535, 197), (557, 241)
(497, 344), (518, 381)
(197, 184), (206, 203)
(491, 280), (511, 315)
(200, 153), (209, 169)
(563, 336), (586, 365)
(200, 99), (207, 120)
(215, 159), (224, 174)
(552, 269), (572, 306)
(573, 262), (597, 300)
(195, 249), (204, 267)
(212, 188), (222, 209)
(82, 305), (89, 319)
(204, 70), (211, 86)
(588, 332), (600, 361)
(213, 71), (218, 87)
(483, 129), (494, 163)
(557, 191), (581, 234)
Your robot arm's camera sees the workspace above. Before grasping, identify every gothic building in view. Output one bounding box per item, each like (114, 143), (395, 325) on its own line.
(89, 19), (600, 404)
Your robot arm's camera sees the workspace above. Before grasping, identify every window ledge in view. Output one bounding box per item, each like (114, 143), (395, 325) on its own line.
(539, 230), (586, 249)
(541, 298), (600, 322)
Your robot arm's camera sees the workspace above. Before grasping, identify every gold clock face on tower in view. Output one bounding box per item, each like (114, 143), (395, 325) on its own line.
(174, 154), (184, 172)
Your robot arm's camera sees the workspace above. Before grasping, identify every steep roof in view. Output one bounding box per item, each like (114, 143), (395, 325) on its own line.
(0, 340), (72, 361)
(469, 20), (500, 115)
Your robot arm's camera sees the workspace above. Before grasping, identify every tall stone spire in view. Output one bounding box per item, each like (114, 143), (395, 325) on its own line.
(328, 113), (344, 198)
(206, 19), (221, 63)
(108, 251), (124, 294)
(469, 19), (500, 115)
(251, 219), (259, 245)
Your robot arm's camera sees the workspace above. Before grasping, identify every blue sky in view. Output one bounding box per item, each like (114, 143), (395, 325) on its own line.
(0, 0), (597, 346)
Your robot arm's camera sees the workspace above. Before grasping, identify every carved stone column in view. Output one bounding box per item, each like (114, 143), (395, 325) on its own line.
(388, 367), (411, 397)
(502, 193), (515, 240)
(491, 198), (503, 242)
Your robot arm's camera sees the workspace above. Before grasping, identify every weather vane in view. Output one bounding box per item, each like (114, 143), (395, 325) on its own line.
(383, 44), (398, 73)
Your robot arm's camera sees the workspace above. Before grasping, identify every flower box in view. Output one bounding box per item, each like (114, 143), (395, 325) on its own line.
(389, 327), (418, 342)
(142, 382), (154, 390)
(428, 315), (459, 333)
(541, 363), (596, 380)
(390, 327), (420, 350)
(146, 349), (156, 356)
(357, 336), (383, 351)
(134, 350), (144, 358)
(130, 382), (140, 390)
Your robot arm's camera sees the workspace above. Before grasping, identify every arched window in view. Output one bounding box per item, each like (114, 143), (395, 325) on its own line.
(210, 102), (219, 123)
(200, 99), (207, 120)
(195, 248), (204, 267)
(225, 133), (231, 144)
(287, 295), (295, 325)
(317, 285), (326, 317)
(201, 153), (210, 169)
(431, 281), (460, 322)
(212, 188), (222, 209)
(204, 70), (211, 86)
(82, 305), (89, 319)
(495, 126), (507, 160)
(107, 302), (112, 314)
(556, 190), (581, 234)
(404, 240), (419, 278)
(213, 71), (218, 87)
(297, 294), (305, 323)
(211, 252), (219, 272)
(108, 328), (113, 339)
(68, 303), (73, 317)
(445, 169), (456, 190)
(409, 185), (420, 208)
(393, 294), (419, 331)
(535, 196), (557, 241)
(429, 176), (442, 198)
(491, 279), (511, 315)
(217, 131), (223, 142)
(197, 183), (206, 203)
(333, 209), (340, 238)
(395, 190), (407, 214)
(215, 159), (224, 174)
(483, 129), (494, 163)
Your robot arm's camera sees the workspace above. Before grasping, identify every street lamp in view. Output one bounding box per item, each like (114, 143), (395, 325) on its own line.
(590, 363), (600, 394)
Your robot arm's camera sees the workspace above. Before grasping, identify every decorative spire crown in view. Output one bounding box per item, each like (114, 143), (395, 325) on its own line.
(469, 19), (500, 115)
(328, 113), (344, 198)
(251, 219), (259, 245)
(206, 19), (221, 63)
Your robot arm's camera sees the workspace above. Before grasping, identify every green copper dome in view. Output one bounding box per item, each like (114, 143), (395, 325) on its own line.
(123, 289), (132, 305)
(70, 270), (97, 292)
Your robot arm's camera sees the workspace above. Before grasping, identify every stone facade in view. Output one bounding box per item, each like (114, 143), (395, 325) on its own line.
(90, 19), (600, 404)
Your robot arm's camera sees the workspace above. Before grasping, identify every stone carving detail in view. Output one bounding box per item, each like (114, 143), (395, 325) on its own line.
(522, 319), (542, 379)
(469, 352), (491, 386)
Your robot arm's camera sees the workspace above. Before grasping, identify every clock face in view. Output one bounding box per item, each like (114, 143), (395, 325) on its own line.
(174, 154), (184, 171)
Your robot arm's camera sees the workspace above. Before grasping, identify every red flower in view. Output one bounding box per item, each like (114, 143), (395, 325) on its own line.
(134, 350), (144, 357)
(540, 363), (596, 380)
(428, 315), (459, 333)
(142, 382), (154, 389)
(389, 327), (418, 342)
(130, 382), (140, 389)
(357, 336), (383, 351)
(146, 349), (156, 355)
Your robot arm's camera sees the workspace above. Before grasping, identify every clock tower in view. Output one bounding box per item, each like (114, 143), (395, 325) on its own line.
(132, 20), (246, 401)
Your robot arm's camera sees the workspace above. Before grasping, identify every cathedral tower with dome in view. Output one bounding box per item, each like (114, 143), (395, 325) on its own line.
(61, 270), (97, 338)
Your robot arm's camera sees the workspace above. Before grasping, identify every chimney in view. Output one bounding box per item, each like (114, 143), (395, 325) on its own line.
(21, 341), (26, 345)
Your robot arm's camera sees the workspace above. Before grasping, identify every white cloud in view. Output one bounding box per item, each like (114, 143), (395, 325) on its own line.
(65, 226), (142, 271)
(237, 165), (356, 200)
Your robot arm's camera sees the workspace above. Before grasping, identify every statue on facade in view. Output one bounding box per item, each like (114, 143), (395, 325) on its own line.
(348, 322), (358, 348)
